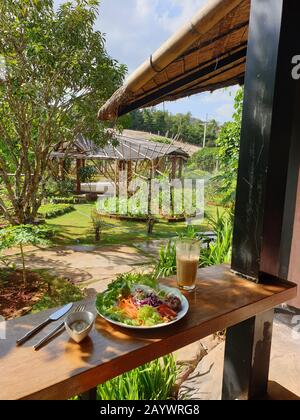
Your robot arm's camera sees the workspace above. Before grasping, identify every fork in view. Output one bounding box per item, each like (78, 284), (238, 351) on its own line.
(33, 304), (86, 351)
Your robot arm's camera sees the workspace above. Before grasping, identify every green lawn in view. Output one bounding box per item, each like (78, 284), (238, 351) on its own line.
(46, 204), (224, 247)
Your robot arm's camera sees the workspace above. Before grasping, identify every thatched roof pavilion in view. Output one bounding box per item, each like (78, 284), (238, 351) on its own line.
(51, 133), (189, 162)
(51, 132), (189, 194)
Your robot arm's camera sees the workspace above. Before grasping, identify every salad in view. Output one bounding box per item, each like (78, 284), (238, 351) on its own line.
(96, 273), (183, 327)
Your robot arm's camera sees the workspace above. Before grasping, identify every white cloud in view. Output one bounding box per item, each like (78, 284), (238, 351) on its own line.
(216, 103), (235, 121)
(98, 0), (206, 72)
(201, 86), (239, 104)
(53, 0), (237, 123)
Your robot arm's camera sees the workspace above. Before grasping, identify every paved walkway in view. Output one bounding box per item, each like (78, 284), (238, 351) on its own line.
(177, 313), (300, 400)
(3, 244), (154, 295)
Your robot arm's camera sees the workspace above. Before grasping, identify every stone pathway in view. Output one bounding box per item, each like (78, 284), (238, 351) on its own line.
(176, 314), (300, 400)
(4, 244), (154, 295)
(133, 239), (169, 256)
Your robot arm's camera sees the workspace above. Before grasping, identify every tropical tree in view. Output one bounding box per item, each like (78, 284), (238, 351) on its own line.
(0, 0), (126, 225)
(0, 225), (54, 286)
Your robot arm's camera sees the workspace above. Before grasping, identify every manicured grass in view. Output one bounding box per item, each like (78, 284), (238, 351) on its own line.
(46, 204), (224, 246)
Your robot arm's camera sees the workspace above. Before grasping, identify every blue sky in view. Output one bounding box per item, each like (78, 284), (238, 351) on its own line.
(56, 0), (239, 123)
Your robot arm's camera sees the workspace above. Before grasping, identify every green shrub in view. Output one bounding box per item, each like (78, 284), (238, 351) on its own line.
(97, 355), (177, 400)
(45, 178), (75, 197)
(78, 166), (98, 183)
(49, 197), (88, 205)
(38, 203), (75, 219)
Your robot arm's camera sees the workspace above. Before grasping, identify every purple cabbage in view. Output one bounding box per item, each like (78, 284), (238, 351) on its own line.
(133, 292), (163, 308)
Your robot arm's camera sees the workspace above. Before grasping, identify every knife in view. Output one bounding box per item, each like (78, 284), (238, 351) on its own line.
(16, 302), (73, 346)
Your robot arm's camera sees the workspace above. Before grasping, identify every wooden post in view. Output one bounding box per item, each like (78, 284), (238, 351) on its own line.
(76, 159), (81, 194)
(153, 158), (160, 176)
(170, 157), (177, 217)
(147, 164), (155, 235)
(127, 161), (132, 197)
(224, 0), (300, 400)
(178, 158), (183, 179)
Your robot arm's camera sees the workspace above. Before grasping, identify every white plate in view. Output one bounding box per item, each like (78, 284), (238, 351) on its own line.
(96, 285), (189, 330)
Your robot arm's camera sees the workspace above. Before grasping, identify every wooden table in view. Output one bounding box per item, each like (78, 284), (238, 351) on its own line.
(0, 265), (297, 400)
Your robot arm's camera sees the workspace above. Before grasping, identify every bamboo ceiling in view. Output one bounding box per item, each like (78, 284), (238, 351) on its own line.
(98, 0), (250, 121)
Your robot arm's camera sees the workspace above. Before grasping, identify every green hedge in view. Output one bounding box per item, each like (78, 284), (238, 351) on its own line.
(38, 204), (75, 219)
(49, 196), (88, 205)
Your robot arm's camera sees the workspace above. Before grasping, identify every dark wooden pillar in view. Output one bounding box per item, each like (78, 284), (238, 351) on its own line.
(232, 0), (300, 281)
(224, 0), (300, 400)
(288, 175), (300, 308)
(222, 310), (274, 400)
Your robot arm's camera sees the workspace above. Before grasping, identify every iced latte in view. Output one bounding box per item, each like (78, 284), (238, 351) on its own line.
(176, 239), (200, 291)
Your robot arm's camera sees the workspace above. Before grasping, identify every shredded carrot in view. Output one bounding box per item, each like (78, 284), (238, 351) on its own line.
(118, 297), (138, 319)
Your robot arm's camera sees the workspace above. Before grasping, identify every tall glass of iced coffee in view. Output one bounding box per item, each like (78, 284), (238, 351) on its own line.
(176, 239), (200, 291)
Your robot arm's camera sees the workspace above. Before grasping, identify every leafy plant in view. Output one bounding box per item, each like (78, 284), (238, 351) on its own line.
(200, 210), (233, 267)
(177, 225), (197, 240)
(91, 210), (105, 242)
(97, 355), (177, 400)
(155, 241), (177, 278)
(0, 225), (55, 286)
